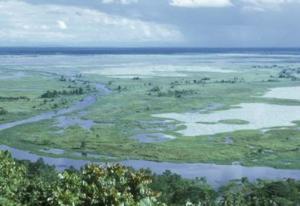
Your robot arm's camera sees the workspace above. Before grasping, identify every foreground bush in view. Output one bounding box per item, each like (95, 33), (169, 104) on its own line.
(1, 150), (300, 206)
(0, 151), (163, 206)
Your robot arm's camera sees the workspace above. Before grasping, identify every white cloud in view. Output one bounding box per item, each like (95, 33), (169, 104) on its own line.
(0, 0), (183, 45)
(101, 0), (138, 4)
(170, 0), (233, 8)
(241, 0), (300, 11)
(57, 20), (67, 30)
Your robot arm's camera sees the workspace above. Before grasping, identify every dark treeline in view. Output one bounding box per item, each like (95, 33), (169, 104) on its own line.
(41, 88), (84, 98)
(0, 96), (30, 101)
(145, 77), (245, 99)
(148, 88), (197, 98)
(278, 68), (300, 81)
(1, 151), (300, 206)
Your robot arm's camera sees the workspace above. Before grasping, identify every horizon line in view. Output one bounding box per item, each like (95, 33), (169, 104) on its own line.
(1, 46), (300, 49)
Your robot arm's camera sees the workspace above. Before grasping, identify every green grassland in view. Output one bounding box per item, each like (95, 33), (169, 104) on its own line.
(1, 65), (300, 169)
(0, 70), (90, 123)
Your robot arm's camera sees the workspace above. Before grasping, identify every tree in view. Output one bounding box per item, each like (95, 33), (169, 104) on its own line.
(0, 151), (165, 206)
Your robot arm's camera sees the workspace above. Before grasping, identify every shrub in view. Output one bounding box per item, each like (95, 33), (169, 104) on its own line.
(0, 151), (164, 206)
(0, 107), (8, 115)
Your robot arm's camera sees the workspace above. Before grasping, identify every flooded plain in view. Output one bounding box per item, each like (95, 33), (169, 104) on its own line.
(263, 86), (300, 101)
(153, 87), (300, 136)
(1, 53), (300, 188)
(132, 133), (175, 143)
(55, 116), (95, 130)
(84, 65), (234, 78)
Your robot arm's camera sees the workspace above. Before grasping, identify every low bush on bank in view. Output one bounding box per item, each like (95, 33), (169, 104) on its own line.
(0, 107), (8, 115)
(0, 96), (30, 101)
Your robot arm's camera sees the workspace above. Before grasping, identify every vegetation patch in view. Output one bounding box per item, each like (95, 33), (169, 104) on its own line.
(40, 88), (85, 98)
(0, 96), (30, 101)
(0, 107), (8, 115)
(218, 119), (250, 125)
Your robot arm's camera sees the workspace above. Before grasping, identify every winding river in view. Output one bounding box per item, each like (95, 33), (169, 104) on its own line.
(0, 84), (300, 187)
(1, 145), (300, 188)
(0, 83), (108, 131)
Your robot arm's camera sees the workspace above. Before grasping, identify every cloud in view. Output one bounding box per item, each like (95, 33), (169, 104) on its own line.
(0, 0), (183, 46)
(241, 0), (300, 11)
(170, 0), (233, 8)
(57, 20), (67, 30)
(101, 0), (138, 4)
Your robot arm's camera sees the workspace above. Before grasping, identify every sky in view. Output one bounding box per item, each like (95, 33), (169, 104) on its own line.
(0, 0), (300, 47)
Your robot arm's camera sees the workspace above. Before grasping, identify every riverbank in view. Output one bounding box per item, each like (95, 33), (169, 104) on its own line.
(1, 144), (300, 188)
(2, 149), (300, 206)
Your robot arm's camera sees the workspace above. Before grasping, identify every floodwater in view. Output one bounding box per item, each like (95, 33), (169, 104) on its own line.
(1, 145), (299, 188)
(40, 148), (65, 155)
(55, 116), (95, 130)
(132, 133), (175, 143)
(263, 86), (300, 101)
(153, 103), (300, 136)
(153, 86), (300, 136)
(84, 65), (234, 78)
(0, 71), (27, 80)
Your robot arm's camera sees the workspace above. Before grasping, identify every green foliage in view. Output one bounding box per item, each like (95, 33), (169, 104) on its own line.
(150, 170), (216, 206)
(218, 178), (300, 206)
(0, 96), (30, 101)
(150, 171), (300, 206)
(48, 164), (164, 206)
(0, 107), (8, 115)
(0, 151), (164, 206)
(41, 88), (84, 98)
(1, 151), (300, 205)
(0, 151), (27, 205)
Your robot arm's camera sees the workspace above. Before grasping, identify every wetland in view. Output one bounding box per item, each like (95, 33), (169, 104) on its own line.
(1, 51), (300, 186)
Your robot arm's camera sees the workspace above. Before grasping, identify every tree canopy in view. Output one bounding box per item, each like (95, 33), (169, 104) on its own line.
(1, 150), (300, 206)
